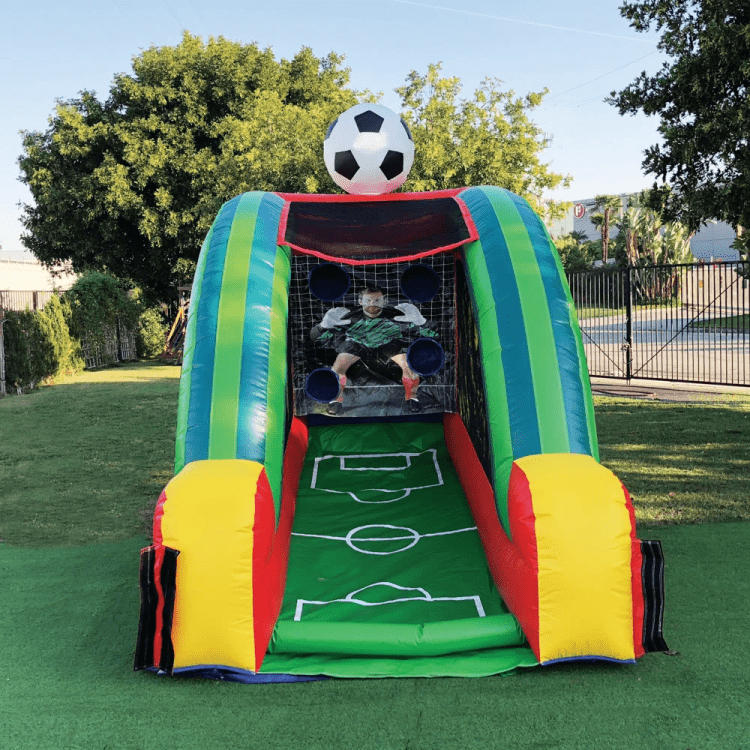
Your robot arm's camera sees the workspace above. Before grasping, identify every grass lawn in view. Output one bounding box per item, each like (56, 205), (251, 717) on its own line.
(575, 305), (625, 320)
(2, 361), (750, 749)
(575, 304), (677, 321)
(690, 313), (750, 332)
(0, 362), (179, 546)
(595, 395), (750, 524)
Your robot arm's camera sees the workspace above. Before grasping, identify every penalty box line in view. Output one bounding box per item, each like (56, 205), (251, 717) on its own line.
(311, 449), (444, 490)
(294, 582), (487, 621)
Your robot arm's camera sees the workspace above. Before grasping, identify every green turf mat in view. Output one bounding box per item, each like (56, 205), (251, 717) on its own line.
(263, 421), (534, 676)
(260, 645), (538, 678)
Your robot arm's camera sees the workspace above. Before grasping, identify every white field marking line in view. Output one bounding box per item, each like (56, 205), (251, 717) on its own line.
(291, 524), (478, 556)
(310, 449), (444, 504)
(293, 581), (486, 621)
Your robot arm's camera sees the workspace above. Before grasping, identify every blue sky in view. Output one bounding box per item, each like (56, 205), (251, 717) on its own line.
(0, 0), (665, 258)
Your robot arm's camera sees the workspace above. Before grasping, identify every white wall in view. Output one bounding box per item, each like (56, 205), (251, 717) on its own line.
(0, 258), (78, 292)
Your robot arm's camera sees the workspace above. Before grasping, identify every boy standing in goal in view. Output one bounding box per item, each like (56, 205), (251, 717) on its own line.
(310, 285), (438, 415)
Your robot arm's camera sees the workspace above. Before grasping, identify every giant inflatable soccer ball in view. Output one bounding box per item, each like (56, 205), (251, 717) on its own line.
(324, 103), (415, 195)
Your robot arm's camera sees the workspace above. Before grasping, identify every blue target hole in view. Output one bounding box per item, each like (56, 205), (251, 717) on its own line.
(309, 263), (351, 301)
(407, 338), (445, 377)
(399, 264), (440, 303)
(305, 368), (342, 403)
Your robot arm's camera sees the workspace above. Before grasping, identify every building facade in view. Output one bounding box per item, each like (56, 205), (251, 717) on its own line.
(0, 257), (78, 293)
(548, 194), (739, 262)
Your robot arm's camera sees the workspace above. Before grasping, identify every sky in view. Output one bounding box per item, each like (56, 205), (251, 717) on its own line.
(0, 0), (667, 259)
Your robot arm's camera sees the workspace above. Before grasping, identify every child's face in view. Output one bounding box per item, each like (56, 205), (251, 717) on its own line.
(360, 291), (385, 318)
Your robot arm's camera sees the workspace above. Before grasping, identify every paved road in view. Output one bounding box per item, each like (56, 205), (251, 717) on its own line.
(579, 308), (750, 386)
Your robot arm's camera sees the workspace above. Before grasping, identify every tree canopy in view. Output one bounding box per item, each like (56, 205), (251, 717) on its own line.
(608, 0), (750, 262)
(19, 33), (356, 301)
(398, 63), (569, 219)
(19, 37), (567, 302)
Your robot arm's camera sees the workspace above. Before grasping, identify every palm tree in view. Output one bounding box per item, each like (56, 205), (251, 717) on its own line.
(590, 194), (623, 263)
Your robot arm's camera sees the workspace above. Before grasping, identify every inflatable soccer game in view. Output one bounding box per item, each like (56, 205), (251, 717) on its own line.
(135, 106), (667, 681)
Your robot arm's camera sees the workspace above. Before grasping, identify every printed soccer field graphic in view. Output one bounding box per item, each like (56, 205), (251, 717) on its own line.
(269, 421), (525, 659)
(311, 449), (444, 504)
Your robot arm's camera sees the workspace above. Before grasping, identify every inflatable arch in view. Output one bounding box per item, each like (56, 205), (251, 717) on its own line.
(135, 187), (667, 680)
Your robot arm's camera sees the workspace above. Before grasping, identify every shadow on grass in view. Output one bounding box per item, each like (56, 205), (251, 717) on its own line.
(595, 397), (750, 525)
(0, 361), (179, 547)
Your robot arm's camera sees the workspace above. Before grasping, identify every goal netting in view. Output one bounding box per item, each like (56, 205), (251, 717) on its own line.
(289, 251), (457, 419)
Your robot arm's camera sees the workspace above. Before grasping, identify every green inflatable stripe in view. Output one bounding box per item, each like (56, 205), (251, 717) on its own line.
(485, 189), (570, 455)
(208, 192), (263, 460)
(462, 238), (515, 534)
(175, 225), (214, 474)
(272, 614), (525, 657)
(259, 646), (538, 678)
(264, 247), (291, 523)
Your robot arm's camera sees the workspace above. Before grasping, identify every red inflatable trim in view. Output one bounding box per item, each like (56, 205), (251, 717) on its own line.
(273, 189), (480, 265)
(152, 543), (167, 667)
(152, 489), (168, 547)
(252, 417), (309, 669)
(443, 413), (540, 659)
(287, 243), (464, 266)
(624, 484), (646, 658)
(274, 189), (467, 203)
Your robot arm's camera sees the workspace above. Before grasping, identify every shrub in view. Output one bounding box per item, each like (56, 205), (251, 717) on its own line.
(2, 294), (85, 391)
(3, 310), (43, 389)
(65, 273), (140, 366)
(554, 234), (599, 274)
(136, 307), (167, 359)
(36, 294), (84, 377)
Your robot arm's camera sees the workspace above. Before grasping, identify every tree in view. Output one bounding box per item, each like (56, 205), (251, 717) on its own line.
(397, 63), (570, 220)
(614, 191), (696, 302)
(589, 194), (623, 264)
(617, 191), (695, 267)
(18, 33), (357, 302)
(554, 233), (598, 273)
(608, 0), (750, 273)
(20, 44), (568, 302)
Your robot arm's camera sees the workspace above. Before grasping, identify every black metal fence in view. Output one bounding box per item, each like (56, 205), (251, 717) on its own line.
(567, 262), (750, 387)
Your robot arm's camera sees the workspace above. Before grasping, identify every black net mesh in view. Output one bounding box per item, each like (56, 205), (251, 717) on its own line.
(290, 252), (457, 418)
(455, 258), (493, 489)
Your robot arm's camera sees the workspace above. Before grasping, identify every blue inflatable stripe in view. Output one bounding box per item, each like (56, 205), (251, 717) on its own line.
(184, 195), (241, 465)
(504, 192), (595, 457)
(460, 187), (541, 458)
(175, 225), (213, 473)
(237, 193), (285, 464)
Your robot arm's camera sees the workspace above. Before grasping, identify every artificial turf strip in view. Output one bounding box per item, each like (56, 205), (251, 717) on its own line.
(3, 524), (750, 750)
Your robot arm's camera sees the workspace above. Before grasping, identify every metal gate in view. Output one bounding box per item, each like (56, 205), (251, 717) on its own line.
(567, 262), (750, 387)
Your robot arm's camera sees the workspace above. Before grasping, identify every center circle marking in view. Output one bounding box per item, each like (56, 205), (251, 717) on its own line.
(345, 524), (420, 555)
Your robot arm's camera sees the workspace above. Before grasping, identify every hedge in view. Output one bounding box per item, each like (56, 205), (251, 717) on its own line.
(2, 273), (168, 393)
(2, 295), (84, 390)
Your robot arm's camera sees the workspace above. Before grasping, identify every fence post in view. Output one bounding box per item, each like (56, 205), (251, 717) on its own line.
(116, 316), (123, 362)
(0, 310), (5, 397)
(624, 269), (633, 381)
